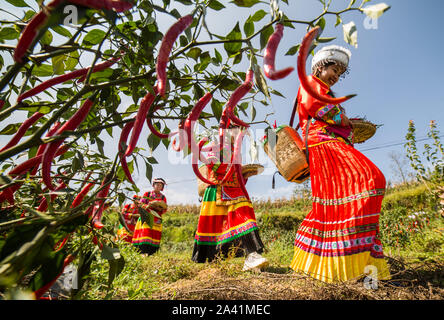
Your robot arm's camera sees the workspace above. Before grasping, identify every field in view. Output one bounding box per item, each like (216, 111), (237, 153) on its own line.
(75, 183), (443, 300)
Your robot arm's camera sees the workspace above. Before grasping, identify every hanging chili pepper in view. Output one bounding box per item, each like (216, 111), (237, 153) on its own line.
(171, 120), (186, 152)
(233, 133), (250, 201)
(70, 181), (94, 208)
(118, 120), (135, 184)
(18, 58), (119, 102)
(124, 89), (157, 157)
(42, 93), (97, 190)
(36, 181), (67, 212)
(219, 70), (253, 162)
(146, 110), (169, 139)
(192, 138), (216, 186)
(69, 0), (134, 12)
(156, 14), (194, 97)
(264, 23), (294, 80)
(0, 99), (5, 111)
(33, 254), (76, 300)
(13, 0), (64, 63)
(297, 26), (356, 104)
(0, 112), (44, 152)
(184, 92), (213, 150)
(30, 122), (62, 176)
(8, 144), (68, 178)
(220, 129), (245, 184)
(90, 173), (113, 229)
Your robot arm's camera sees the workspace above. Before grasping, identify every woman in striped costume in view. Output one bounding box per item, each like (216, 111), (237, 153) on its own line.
(117, 195), (140, 243)
(290, 45), (391, 283)
(132, 178), (167, 255)
(192, 131), (268, 271)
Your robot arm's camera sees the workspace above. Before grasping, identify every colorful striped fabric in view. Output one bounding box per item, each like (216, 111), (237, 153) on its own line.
(290, 140), (391, 283)
(132, 190), (167, 255)
(192, 184), (265, 263)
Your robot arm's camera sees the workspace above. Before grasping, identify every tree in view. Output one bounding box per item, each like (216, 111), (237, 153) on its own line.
(0, 0), (390, 298)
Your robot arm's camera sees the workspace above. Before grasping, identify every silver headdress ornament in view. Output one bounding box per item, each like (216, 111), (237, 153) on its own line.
(311, 45), (352, 74)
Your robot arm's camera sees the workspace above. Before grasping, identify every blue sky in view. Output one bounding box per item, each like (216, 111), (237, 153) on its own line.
(1, 1), (443, 204)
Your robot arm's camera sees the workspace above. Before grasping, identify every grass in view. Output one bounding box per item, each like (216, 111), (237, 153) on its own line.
(73, 182), (444, 300)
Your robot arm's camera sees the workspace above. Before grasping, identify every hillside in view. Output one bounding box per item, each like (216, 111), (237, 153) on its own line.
(76, 183), (443, 300)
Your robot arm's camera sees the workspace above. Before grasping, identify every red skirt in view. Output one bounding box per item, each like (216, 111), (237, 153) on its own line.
(290, 141), (391, 282)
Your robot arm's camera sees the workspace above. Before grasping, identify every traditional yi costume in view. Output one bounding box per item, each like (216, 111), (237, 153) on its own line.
(290, 45), (391, 282)
(192, 138), (268, 271)
(132, 178), (168, 255)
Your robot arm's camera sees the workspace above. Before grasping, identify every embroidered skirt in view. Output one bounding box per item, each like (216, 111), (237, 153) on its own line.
(116, 223), (135, 243)
(192, 185), (265, 263)
(290, 141), (391, 283)
(132, 218), (162, 255)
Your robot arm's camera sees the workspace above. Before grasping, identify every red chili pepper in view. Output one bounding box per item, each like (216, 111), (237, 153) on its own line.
(13, 0), (63, 63)
(90, 173), (113, 229)
(36, 181), (66, 212)
(192, 138), (216, 186)
(220, 69), (253, 129)
(18, 58), (119, 102)
(69, 0), (134, 12)
(184, 92), (213, 150)
(42, 95), (97, 190)
(118, 120), (135, 184)
(0, 99), (5, 111)
(171, 120), (186, 152)
(71, 181), (95, 208)
(124, 89), (157, 157)
(220, 129), (245, 184)
(33, 254), (76, 300)
(0, 112), (44, 152)
(297, 26), (356, 104)
(8, 144), (69, 178)
(264, 23), (294, 80)
(30, 121), (62, 176)
(76, 57), (121, 82)
(146, 113), (169, 139)
(156, 14), (194, 97)
(53, 234), (70, 252)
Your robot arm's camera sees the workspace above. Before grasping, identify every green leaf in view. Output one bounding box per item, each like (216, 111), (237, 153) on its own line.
(83, 29), (106, 46)
(208, 0), (225, 10)
(39, 30), (53, 46)
(230, 0), (260, 7)
(343, 21), (358, 48)
(243, 20), (254, 37)
(186, 47), (202, 61)
(363, 3), (391, 19)
(317, 37), (336, 43)
(315, 17), (326, 31)
(260, 25), (274, 51)
(0, 123), (20, 135)
(224, 22), (242, 55)
(145, 160), (153, 182)
(51, 25), (73, 38)
(33, 64), (54, 77)
(285, 44), (300, 56)
(248, 9), (267, 22)
(5, 0), (29, 7)
(0, 27), (19, 40)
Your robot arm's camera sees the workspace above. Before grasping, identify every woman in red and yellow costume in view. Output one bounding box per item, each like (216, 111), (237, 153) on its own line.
(131, 178), (167, 256)
(117, 195), (140, 243)
(290, 45), (391, 282)
(192, 130), (268, 271)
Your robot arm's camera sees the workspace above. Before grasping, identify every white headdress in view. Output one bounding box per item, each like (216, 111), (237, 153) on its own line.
(311, 45), (352, 74)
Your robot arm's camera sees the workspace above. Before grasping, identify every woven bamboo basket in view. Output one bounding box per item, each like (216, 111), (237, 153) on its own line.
(350, 118), (377, 144)
(262, 125), (310, 184)
(148, 200), (167, 212)
(197, 164), (264, 197)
